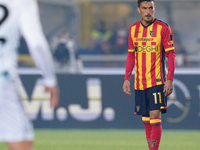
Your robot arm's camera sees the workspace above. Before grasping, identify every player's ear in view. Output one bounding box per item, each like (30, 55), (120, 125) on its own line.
(137, 7), (140, 14)
(154, 6), (156, 12)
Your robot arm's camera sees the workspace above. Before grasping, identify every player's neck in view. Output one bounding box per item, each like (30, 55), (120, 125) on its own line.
(141, 17), (155, 26)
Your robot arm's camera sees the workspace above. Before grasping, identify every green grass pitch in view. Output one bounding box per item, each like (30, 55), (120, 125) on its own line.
(0, 129), (199, 150)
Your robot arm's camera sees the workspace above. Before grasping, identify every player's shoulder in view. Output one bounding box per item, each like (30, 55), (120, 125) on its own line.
(0, 0), (17, 7)
(155, 18), (169, 28)
(16, 0), (38, 10)
(17, 0), (36, 4)
(129, 21), (140, 29)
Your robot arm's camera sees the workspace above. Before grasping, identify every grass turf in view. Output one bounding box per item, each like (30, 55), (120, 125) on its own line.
(0, 129), (199, 150)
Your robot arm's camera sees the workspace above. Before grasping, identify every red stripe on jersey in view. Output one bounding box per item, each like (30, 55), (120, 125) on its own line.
(152, 23), (157, 37)
(134, 24), (140, 38)
(143, 27), (147, 37)
(151, 52), (156, 86)
(142, 42), (146, 46)
(136, 53), (140, 89)
(135, 42), (138, 46)
(160, 50), (164, 84)
(142, 53), (147, 89)
(151, 42), (156, 45)
(151, 23), (157, 87)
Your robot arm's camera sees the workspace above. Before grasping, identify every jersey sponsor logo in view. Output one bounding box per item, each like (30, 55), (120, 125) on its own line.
(134, 46), (158, 52)
(150, 140), (157, 147)
(156, 78), (161, 82)
(150, 30), (155, 37)
(136, 37), (154, 42)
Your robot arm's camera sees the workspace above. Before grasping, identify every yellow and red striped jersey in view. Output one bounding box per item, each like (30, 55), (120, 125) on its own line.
(125, 18), (175, 90)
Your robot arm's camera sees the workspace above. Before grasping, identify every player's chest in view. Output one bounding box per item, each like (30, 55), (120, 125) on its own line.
(132, 27), (162, 53)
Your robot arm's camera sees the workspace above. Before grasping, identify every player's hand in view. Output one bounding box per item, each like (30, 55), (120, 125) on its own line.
(163, 80), (173, 97)
(123, 80), (131, 95)
(45, 85), (60, 108)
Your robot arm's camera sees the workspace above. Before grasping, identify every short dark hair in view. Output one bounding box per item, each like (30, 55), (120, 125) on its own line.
(138, 0), (154, 7)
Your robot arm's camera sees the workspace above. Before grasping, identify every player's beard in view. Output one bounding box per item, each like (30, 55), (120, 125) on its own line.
(144, 16), (153, 24)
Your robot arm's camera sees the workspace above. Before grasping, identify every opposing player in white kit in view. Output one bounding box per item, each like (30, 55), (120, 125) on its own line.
(0, 0), (59, 150)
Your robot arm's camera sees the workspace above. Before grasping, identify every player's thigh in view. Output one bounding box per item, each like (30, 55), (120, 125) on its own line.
(134, 89), (149, 115)
(7, 141), (34, 150)
(149, 109), (161, 118)
(147, 85), (167, 113)
(0, 80), (34, 142)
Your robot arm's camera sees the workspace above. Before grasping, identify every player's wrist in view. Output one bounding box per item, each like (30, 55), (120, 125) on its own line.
(167, 78), (174, 81)
(166, 79), (173, 82)
(43, 77), (57, 87)
(124, 79), (130, 82)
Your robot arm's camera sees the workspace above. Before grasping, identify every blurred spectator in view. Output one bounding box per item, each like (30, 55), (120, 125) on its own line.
(110, 18), (128, 54)
(53, 32), (70, 66)
(90, 21), (112, 54)
(77, 21), (112, 55)
(51, 31), (83, 73)
(77, 38), (103, 55)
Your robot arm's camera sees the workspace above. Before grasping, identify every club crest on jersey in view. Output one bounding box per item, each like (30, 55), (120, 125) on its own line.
(150, 30), (155, 37)
(151, 140), (157, 147)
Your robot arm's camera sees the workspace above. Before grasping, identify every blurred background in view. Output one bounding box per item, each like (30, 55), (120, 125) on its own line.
(17, 0), (200, 130)
(18, 0), (200, 73)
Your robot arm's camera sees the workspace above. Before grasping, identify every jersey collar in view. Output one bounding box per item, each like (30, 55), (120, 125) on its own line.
(140, 18), (156, 28)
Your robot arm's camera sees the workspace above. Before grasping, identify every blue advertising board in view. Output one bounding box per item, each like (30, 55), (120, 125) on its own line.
(20, 74), (200, 129)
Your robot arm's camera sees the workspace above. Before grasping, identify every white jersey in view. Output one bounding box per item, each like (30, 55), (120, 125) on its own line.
(0, 0), (56, 87)
(0, 0), (57, 142)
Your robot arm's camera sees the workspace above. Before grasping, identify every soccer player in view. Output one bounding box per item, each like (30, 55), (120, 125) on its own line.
(122, 0), (175, 150)
(0, 0), (59, 150)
